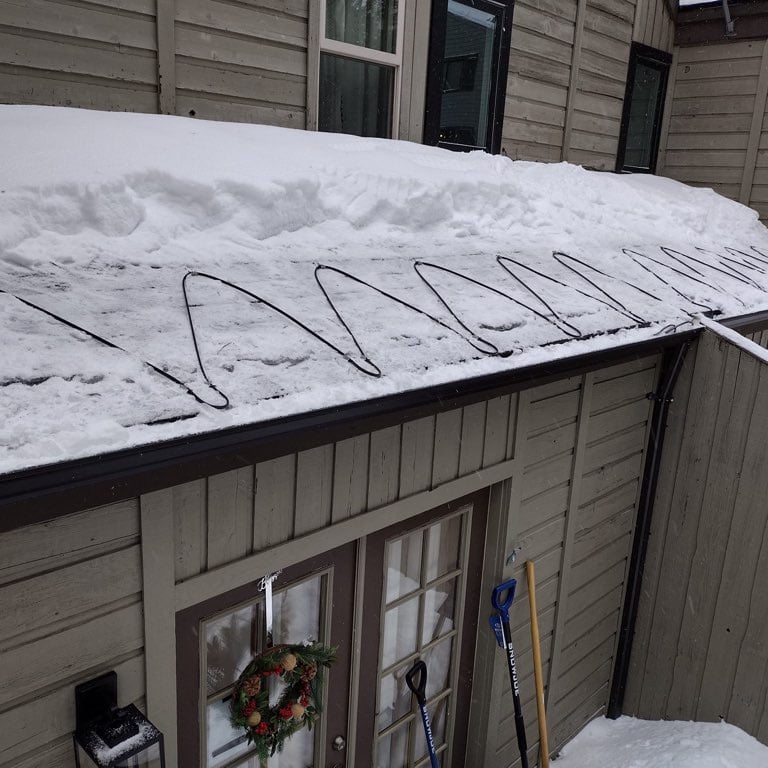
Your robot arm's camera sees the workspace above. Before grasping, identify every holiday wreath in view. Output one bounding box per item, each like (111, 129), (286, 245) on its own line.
(230, 642), (336, 759)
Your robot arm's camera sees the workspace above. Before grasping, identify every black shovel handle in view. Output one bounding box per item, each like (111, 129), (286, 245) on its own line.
(405, 660), (439, 768)
(405, 659), (428, 706)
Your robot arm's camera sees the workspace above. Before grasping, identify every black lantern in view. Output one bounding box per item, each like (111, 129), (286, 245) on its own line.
(73, 672), (165, 768)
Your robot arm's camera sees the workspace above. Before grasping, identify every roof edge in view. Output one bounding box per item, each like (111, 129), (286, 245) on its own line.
(5, 311), (768, 531)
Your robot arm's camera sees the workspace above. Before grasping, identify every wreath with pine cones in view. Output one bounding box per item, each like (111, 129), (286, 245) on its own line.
(230, 642), (336, 759)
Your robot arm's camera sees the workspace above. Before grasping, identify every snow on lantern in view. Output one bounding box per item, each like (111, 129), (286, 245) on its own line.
(73, 672), (165, 768)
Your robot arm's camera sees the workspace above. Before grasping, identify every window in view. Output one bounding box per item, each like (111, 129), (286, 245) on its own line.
(317, 0), (405, 138)
(617, 43), (672, 173)
(423, 0), (515, 153)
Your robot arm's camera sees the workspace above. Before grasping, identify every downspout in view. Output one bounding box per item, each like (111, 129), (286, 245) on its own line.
(607, 339), (692, 718)
(722, 0), (736, 37)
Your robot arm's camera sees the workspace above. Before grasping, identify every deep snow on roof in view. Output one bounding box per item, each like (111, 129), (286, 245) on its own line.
(2, 105), (768, 476)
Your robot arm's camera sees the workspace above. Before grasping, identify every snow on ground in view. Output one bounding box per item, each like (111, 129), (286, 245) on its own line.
(553, 717), (768, 768)
(2, 105), (768, 475)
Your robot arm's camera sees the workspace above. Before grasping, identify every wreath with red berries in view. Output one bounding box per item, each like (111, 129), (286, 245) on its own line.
(230, 642), (336, 760)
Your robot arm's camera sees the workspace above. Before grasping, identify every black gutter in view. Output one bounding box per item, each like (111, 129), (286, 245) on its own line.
(0, 328), (699, 531)
(607, 338), (693, 718)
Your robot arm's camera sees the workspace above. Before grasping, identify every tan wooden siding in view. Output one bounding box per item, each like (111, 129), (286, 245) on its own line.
(0, 0), (158, 113)
(625, 330), (768, 744)
(0, 500), (145, 768)
(489, 356), (658, 767)
(632, 0), (675, 53)
(660, 39), (768, 221)
(567, 0), (635, 170)
(174, 0), (308, 128)
(501, 0), (577, 162)
(172, 396), (518, 582)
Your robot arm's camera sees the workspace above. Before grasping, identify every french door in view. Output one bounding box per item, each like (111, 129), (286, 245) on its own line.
(423, 0), (514, 153)
(176, 491), (488, 768)
(356, 491), (488, 767)
(176, 545), (356, 768)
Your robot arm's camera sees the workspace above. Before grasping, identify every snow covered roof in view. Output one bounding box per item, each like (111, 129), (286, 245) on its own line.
(2, 105), (768, 477)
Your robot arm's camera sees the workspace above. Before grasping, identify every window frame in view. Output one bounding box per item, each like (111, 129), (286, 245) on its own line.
(423, 0), (515, 154)
(616, 42), (673, 174)
(315, 0), (408, 138)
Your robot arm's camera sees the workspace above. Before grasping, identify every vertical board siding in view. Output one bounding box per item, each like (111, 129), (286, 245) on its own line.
(663, 40), (767, 212)
(0, 500), (144, 768)
(173, 0), (308, 127)
(0, 0), (158, 112)
(626, 331), (768, 742)
(632, 0), (675, 53)
(490, 356), (657, 767)
(502, 0), (578, 162)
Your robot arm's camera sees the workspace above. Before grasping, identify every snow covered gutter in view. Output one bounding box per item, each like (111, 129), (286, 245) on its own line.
(0, 325), (700, 529)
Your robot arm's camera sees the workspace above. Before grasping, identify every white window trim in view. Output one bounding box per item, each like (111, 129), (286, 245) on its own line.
(314, 0), (408, 139)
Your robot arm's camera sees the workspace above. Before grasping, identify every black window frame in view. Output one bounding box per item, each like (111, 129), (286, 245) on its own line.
(616, 42), (673, 174)
(423, 0), (515, 154)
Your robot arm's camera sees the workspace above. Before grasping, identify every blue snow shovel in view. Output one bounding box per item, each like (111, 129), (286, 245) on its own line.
(490, 578), (529, 768)
(405, 659), (440, 768)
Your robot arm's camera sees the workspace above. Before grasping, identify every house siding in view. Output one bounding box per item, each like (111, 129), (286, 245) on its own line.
(625, 329), (768, 743)
(151, 355), (657, 767)
(0, 0), (678, 174)
(0, 0), (159, 113)
(0, 352), (659, 768)
(0, 500), (145, 768)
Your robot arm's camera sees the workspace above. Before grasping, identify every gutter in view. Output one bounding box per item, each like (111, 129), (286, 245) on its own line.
(1, 310), (766, 532)
(0, 327), (699, 531)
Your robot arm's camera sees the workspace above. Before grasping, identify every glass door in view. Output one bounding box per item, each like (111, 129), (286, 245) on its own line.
(423, 0), (514, 153)
(177, 544), (356, 768)
(355, 491), (489, 766)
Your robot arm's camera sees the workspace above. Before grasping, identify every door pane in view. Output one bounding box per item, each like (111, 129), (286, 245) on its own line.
(382, 594), (421, 668)
(319, 54), (394, 138)
(438, 0), (498, 149)
(203, 574), (325, 768)
(387, 530), (423, 603)
(425, 515), (462, 582)
(624, 61), (663, 169)
(325, 0), (398, 53)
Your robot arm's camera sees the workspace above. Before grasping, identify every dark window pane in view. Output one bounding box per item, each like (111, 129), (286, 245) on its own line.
(624, 62), (663, 169)
(319, 54), (394, 138)
(438, 0), (498, 149)
(326, 0), (398, 53)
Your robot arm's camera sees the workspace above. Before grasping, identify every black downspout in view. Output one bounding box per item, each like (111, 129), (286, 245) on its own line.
(607, 339), (692, 718)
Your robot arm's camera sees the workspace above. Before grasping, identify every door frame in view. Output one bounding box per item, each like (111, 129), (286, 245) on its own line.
(355, 488), (489, 766)
(175, 541), (357, 767)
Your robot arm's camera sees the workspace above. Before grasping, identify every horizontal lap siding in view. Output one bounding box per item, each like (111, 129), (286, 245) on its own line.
(491, 357), (657, 767)
(663, 40), (764, 207)
(568, 0), (634, 170)
(0, 0), (158, 112)
(625, 330), (768, 744)
(174, 0), (308, 128)
(502, 0), (577, 161)
(0, 500), (145, 768)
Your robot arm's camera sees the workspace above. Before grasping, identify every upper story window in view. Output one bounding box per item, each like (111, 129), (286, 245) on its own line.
(616, 43), (672, 174)
(423, 0), (515, 154)
(318, 0), (405, 138)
